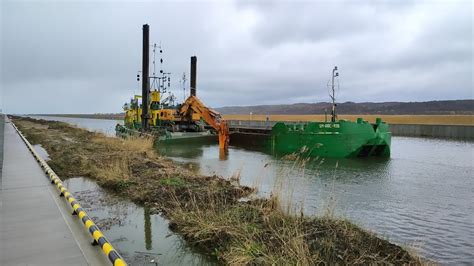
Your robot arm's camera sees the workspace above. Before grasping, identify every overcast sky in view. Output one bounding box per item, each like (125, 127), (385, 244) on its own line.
(1, 0), (472, 114)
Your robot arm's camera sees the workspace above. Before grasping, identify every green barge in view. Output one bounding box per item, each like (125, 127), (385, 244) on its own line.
(271, 118), (391, 158)
(270, 66), (391, 158)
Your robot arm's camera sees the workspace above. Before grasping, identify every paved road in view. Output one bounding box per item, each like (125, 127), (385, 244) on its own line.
(0, 116), (109, 265)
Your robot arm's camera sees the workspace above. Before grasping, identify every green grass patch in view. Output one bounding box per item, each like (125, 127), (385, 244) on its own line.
(159, 176), (187, 187)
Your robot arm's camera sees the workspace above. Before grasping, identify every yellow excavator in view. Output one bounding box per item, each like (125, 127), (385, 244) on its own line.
(178, 95), (229, 150)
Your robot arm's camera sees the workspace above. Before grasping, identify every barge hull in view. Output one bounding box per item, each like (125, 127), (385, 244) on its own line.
(271, 120), (391, 158)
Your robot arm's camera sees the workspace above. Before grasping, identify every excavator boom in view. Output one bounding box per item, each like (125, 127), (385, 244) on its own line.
(179, 96), (229, 150)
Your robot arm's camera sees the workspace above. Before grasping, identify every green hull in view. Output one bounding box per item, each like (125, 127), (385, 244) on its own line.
(271, 119), (391, 158)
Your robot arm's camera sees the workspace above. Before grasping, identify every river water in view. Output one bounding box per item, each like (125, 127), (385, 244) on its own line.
(29, 116), (474, 264)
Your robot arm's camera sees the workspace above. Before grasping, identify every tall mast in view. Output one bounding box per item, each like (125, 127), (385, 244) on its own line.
(190, 56), (197, 97)
(141, 24), (150, 130)
(150, 43), (158, 91)
(182, 72), (187, 102)
(330, 66), (339, 122)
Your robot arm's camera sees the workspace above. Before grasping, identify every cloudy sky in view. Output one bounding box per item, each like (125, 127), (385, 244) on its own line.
(1, 0), (472, 114)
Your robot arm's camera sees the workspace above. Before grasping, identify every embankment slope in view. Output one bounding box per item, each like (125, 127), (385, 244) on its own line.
(12, 116), (422, 265)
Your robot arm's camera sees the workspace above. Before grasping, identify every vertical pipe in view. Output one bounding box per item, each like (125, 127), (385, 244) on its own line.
(142, 24), (150, 130)
(331, 69), (335, 122)
(331, 66), (337, 122)
(190, 56), (197, 97)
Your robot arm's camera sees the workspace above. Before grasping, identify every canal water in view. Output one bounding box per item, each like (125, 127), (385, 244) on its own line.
(62, 177), (216, 266)
(29, 116), (474, 264)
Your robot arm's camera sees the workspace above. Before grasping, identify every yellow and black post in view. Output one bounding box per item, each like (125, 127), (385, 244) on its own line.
(11, 122), (127, 266)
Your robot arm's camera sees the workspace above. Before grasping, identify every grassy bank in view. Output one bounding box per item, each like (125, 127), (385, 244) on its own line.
(12, 116), (421, 264)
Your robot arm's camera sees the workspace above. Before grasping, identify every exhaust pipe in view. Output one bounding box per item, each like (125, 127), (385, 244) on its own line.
(141, 24), (150, 130)
(190, 56), (197, 96)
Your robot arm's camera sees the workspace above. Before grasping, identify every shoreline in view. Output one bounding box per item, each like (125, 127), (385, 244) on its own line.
(12, 115), (422, 264)
(26, 113), (474, 126)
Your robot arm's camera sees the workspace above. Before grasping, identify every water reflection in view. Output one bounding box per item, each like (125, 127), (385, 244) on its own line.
(63, 177), (217, 266)
(219, 148), (228, 161)
(144, 207), (152, 251)
(158, 142), (206, 158)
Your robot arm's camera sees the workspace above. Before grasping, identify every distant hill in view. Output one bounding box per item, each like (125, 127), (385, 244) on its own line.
(216, 100), (474, 115)
(28, 113), (124, 120)
(29, 100), (473, 120)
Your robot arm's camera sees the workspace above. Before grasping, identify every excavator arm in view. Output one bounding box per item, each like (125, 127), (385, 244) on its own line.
(179, 96), (229, 150)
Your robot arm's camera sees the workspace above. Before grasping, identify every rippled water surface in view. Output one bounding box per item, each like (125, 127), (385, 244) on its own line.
(31, 116), (474, 264)
(161, 136), (474, 264)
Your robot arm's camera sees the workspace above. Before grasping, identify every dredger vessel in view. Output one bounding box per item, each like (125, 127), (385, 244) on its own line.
(116, 24), (229, 150)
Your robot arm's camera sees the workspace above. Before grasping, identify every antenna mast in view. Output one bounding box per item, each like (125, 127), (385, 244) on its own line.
(330, 66), (339, 122)
(150, 43), (158, 90)
(182, 72), (187, 102)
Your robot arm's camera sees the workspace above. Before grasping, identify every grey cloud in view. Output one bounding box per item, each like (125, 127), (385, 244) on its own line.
(238, 0), (419, 47)
(1, 0), (472, 114)
(234, 0), (473, 102)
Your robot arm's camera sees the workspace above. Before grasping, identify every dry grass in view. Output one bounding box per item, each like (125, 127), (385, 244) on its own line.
(93, 135), (155, 155)
(168, 194), (314, 264)
(224, 114), (474, 125)
(167, 189), (419, 265)
(12, 115), (422, 265)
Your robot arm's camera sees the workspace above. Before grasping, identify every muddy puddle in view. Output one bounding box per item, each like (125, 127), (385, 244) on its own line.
(63, 177), (217, 266)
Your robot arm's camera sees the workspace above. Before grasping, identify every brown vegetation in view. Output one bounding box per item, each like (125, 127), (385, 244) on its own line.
(12, 116), (421, 265)
(217, 100), (474, 115)
(223, 114), (474, 125)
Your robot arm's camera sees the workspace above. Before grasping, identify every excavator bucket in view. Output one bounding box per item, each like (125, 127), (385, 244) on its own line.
(218, 121), (230, 150)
